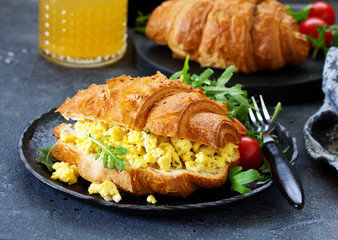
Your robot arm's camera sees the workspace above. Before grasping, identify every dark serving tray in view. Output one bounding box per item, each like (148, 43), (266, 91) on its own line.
(132, 31), (324, 105)
(18, 109), (298, 215)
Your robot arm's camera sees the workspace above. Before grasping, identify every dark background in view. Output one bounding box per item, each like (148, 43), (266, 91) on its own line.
(127, 0), (338, 26)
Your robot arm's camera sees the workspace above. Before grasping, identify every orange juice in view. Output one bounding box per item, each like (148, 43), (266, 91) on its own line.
(39, 0), (128, 68)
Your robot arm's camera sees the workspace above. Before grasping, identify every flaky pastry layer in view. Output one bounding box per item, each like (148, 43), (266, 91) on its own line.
(146, 0), (309, 73)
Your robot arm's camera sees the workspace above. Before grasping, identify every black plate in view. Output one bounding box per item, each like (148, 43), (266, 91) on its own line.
(18, 109), (298, 215)
(132, 31), (324, 105)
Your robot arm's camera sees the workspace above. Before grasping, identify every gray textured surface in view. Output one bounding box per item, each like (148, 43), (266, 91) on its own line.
(1, 0), (337, 239)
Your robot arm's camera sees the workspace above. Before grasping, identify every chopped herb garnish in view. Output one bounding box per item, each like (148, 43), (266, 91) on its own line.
(87, 134), (128, 172)
(36, 143), (58, 172)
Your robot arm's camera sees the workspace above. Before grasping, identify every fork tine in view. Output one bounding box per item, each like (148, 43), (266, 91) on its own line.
(259, 95), (271, 122)
(248, 107), (257, 125)
(251, 96), (264, 124)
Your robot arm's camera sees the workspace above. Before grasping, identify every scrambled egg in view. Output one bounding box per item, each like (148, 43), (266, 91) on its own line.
(60, 120), (237, 173)
(88, 180), (122, 203)
(51, 162), (79, 185)
(147, 195), (157, 204)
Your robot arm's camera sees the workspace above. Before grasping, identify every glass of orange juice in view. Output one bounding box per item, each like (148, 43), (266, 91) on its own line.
(39, 0), (128, 68)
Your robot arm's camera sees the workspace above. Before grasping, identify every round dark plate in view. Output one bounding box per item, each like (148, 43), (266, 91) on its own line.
(132, 31), (324, 105)
(18, 109), (298, 215)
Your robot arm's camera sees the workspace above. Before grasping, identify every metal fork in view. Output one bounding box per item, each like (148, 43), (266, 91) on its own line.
(249, 95), (304, 210)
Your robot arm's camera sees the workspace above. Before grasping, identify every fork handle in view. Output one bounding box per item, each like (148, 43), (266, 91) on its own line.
(263, 142), (304, 210)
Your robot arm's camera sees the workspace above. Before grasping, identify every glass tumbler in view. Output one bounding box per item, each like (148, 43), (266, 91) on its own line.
(39, 0), (128, 68)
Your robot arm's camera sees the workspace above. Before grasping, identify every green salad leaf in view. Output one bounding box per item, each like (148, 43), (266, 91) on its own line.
(271, 102), (282, 123)
(286, 4), (312, 24)
(87, 134), (128, 172)
(170, 56), (252, 125)
(36, 143), (58, 172)
(230, 157), (272, 194)
(307, 25), (331, 58)
(229, 166), (262, 194)
(134, 11), (151, 34)
(331, 25), (338, 47)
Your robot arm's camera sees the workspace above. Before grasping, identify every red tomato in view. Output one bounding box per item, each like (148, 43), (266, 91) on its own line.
(309, 1), (336, 26)
(299, 17), (332, 47)
(237, 136), (263, 170)
(231, 118), (248, 135)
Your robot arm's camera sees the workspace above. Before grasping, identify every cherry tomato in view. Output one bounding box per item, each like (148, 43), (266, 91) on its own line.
(299, 17), (332, 47)
(231, 118), (248, 135)
(237, 136), (263, 170)
(309, 1), (336, 26)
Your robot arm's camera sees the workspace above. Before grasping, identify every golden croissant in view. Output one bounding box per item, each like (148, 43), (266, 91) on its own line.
(52, 73), (241, 198)
(146, 0), (310, 73)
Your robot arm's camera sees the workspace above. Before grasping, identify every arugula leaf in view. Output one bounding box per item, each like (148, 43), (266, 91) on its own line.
(87, 135), (129, 172)
(245, 130), (263, 146)
(229, 158), (273, 195)
(286, 4), (312, 24)
(330, 25), (338, 47)
(170, 56), (192, 84)
(36, 143), (58, 172)
(180, 55), (191, 84)
(114, 157), (126, 172)
(169, 71), (182, 80)
(229, 166), (262, 194)
(259, 157), (271, 175)
(271, 102), (282, 123)
(215, 93), (227, 102)
(191, 68), (214, 87)
(283, 146), (290, 154)
(169, 57), (253, 124)
(216, 65), (235, 88)
(113, 145), (129, 155)
(134, 11), (151, 34)
(134, 27), (146, 34)
(307, 25), (331, 58)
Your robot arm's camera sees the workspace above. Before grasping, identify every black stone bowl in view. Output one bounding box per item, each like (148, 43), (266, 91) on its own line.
(304, 108), (338, 170)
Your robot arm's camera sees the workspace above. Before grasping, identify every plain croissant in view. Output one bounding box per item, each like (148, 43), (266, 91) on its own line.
(52, 73), (241, 197)
(146, 0), (310, 73)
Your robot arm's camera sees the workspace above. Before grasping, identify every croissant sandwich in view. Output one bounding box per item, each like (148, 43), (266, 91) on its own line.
(146, 0), (310, 73)
(51, 72), (241, 199)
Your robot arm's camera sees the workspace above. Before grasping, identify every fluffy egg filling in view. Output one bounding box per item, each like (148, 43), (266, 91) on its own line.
(60, 120), (237, 173)
(51, 161), (79, 185)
